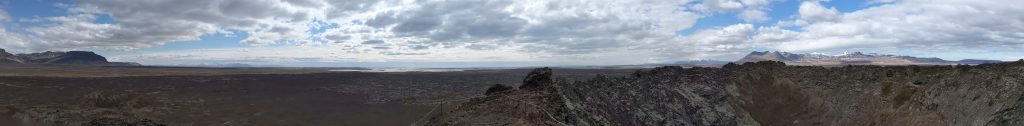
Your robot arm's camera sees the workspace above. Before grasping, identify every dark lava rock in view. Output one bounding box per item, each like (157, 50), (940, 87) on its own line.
(426, 61), (1024, 126)
(422, 67), (567, 126)
(519, 67), (553, 91)
(485, 84), (514, 96)
(86, 117), (166, 126)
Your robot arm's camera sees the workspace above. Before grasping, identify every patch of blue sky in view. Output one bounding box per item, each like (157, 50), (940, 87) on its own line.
(3, 0), (69, 32)
(305, 18), (345, 45)
(766, 0), (800, 21)
(4, 0), (70, 19)
(766, 0), (802, 31)
(676, 12), (744, 35)
(823, 0), (890, 13)
(93, 13), (113, 24)
(678, 0), (888, 36)
(309, 18), (339, 34)
(679, 0), (800, 35)
(350, 19), (362, 25)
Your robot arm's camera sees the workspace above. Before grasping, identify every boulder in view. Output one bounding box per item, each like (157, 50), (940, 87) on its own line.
(519, 67), (553, 90)
(485, 84), (514, 95)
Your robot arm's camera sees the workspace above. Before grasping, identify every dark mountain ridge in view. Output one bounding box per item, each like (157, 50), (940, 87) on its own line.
(0, 49), (25, 64)
(0, 48), (140, 66)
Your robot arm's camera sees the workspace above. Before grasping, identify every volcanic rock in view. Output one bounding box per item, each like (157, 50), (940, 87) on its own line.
(519, 67), (553, 91)
(484, 84), (514, 95)
(426, 61), (1024, 125)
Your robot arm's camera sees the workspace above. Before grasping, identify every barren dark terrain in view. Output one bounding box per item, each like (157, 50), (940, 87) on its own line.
(427, 61), (1024, 126)
(5, 61), (1023, 126)
(0, 65), (637, 125)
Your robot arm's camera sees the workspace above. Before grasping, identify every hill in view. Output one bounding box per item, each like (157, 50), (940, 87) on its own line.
(736, 51), (1003, 66)
(0, 48), (140, 66)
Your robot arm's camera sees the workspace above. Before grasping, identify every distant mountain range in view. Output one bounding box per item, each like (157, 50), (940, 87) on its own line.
(0, 48), (140, 66)
(174, 63), (287, 68)
(736, 51), (1003, 66)
(671, 60), (731, 65)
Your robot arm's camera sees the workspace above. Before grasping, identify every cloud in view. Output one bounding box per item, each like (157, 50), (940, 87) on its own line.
(798, 1), (839, 22)
(701, 0), (746, 12)
(691, 0), (777, 22)
(738, 9), (770, 22)
(686, 0), (1024, 60)
(109, 46), (539, 65)
(315, 0), (704, 59)
(0, 0), (706, 64)
(784, 0), (1024, 52)
(0, 0), (705, 63)
(2, 0), (326, 51)
(4, 0), (1020, 64)
(0, 9), (34, 52)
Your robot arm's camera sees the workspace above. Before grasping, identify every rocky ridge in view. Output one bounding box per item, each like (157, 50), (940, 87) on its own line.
(0, 48), (140, 66)
(425, 60), (1024, 125)
(0, 49), (25, 64)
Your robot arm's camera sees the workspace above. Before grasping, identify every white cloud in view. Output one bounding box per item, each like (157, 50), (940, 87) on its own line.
(701, 0), (745, 12)
(691, 0), (777, 22)
(738, 9), (769, 22)
(0, 0), (711, 64)
(315, 0), (706, 61)
(0, 0), (716, 64)
(783, 0), (1024, 52)
(798, 1), (839, 22)
(0, 9), (34, 52)
(4, 0), (1020, 64)
(686, 0), (1024, 61)
(0, 0), (332, 51)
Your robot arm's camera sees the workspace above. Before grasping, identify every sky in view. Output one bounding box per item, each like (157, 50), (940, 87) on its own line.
(0, 0), (1022, 67)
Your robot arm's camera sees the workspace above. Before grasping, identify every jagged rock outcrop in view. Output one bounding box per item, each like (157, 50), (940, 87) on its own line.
(0, 48), (24, 64)
(737, 51), (1004, 66)
(422, 68), (568, 125)
(520, 67), (554, 90)
(554, 66), (759, 125)
(425, 60), (1024, 126)
(425, 67), (759, 125)
(484, 84), (514, 96)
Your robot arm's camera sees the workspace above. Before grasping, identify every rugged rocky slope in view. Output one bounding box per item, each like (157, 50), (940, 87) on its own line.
(737, 51), (1003, 66)
(0, 49), (25, 64)
(0, 48), (140, 66)
(421, 68), (569, 125)
(5, 90), (168, 126)
(425, 60), (1024, 126)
